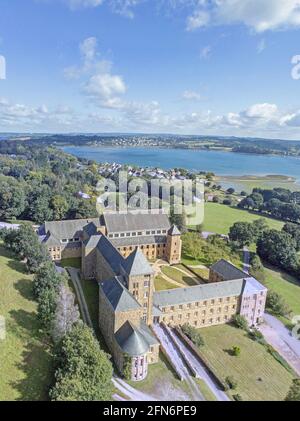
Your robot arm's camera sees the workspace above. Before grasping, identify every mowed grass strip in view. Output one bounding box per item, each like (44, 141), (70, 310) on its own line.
(198, 324), (294, 401)
(263, 265), (300, 317)
(154, 275), (178, 291)
(161, 266), (197, 287)
(0, 245), (53, 401)
(202, 203), (284, 235)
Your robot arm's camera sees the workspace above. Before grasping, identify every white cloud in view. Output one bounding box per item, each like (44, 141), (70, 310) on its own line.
(64, 0), (142, 17)
(185, 0), (300, 32)
(84, 73), (127, 104)
(182, 90), (202, 101)
(66, 0), (104, 10)
(2, 96), (300, 138)
(186, 10), (210, 31)
(200, 45), (212, 59)
(257, 39), (266, 53)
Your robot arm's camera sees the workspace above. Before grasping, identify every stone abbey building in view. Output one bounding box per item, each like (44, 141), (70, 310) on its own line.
(41, 211), (267, 382)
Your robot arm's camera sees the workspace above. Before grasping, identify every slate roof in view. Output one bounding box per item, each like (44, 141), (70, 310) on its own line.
(168, 225), (181, 236)
(42, 232), (61, 246)
(153, 279), (245, 308)
(115, 321), (150, 357)
(83, 234), (101, 249)
(111, 235), (166, 248)
(43, 218), (100, 240)
(123, 248), (154, 276)
(243, 277), (267, 295)
(103, 211), (171, 234)
(96, 235), (125, 274)
(100, 277), (141, 312)
(211, 259), (249, 281)
(82, 222), (99, 237)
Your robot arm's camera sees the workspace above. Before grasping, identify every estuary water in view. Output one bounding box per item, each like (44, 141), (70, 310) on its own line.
(62, 146), (300, 180)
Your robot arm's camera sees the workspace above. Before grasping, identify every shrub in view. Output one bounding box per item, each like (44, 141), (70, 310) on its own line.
(225, 376), (238, 390)
(231, 346), (241, 357)
(181, 324), (205, 347)
(285, 379), (300, 401)
(248, 329), (265, 345)
(123, 354), (132, 381)
(232, 315), (248, 331)
(223, 199), (232, 206)
(50, 323), (113, 401)
(267, 290), (292, 317)
(233, 394), (243, 401)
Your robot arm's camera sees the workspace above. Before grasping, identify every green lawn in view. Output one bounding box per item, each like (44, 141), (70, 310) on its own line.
(161, 266), (198, 287)
(198, 324), (294, 401)
(78, 277), (107, 349)
(0, 245), (53, 401)
(187, 267), (210, 282)
(154, 275), (177, 291)
(127, 352), (194, 400)
(60, 257), (81, 269)
(263, 265), (300, 321)
(202, 203), (284, 235)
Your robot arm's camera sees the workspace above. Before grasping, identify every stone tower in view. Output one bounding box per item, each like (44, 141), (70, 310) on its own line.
(166, 225), (182, 265)
(122, 248), (154, 325)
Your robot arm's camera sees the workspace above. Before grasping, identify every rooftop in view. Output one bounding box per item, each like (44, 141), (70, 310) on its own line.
(211, 259), (249, 281)
(123, 248), (154, 276)
(100, 277), (141, 312)
(154, 279), (245, 308)
(43, 218), (101, 240)
(103, 210), (171, 234)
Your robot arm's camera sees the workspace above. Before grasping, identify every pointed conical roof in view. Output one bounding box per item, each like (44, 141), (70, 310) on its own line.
(115, 321), (150, 357)
(123, 248), (154, 276)
(100, 277), (141, 312)
(168, 225), (181, 236)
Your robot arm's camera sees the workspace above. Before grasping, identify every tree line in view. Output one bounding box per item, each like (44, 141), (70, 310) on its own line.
(0, 140), (100, 223)
(238, 187), (300, 224)
(0, 225), (113, 401)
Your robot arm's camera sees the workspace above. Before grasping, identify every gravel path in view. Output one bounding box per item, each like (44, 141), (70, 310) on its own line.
(166, 326), (230, 401)
(67, 267), (93, 328)
(153, 324), (204, 401)
(259, 314), (300, 376)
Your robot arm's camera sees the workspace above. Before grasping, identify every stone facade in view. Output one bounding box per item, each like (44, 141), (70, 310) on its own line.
(41, 212), (267, 382)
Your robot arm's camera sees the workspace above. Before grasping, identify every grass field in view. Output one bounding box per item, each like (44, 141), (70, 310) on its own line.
(161, 266), (198, 287)
(218, 175), (300, 194)
(198, 324), (294, 401)
(202, 203), (284, 235)
(263, 265), (300, 321)
(60, 257), (81, 269)
(0, 245), (53, 401)
(154, 275), (177, 291)
(78, 277), (108, 350)
(127, 352), (194, 400)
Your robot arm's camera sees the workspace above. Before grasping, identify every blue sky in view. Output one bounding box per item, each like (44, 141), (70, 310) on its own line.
(1, 0), (300, 138)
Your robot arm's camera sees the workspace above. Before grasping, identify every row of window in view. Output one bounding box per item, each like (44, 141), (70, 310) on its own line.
(109, 229), (167, 239)
(161, 296), (238, 313)
(163, 315), (231, 325)
(61, 238), (80, 244)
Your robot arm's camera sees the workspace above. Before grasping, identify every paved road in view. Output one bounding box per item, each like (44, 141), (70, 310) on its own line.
(112, 378), (157, 401)
(259, 313), (300, 376)
(153, 324), (204, 401)
(67, 267), (93, 328)
(167, 327), (230, 402)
